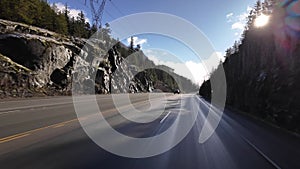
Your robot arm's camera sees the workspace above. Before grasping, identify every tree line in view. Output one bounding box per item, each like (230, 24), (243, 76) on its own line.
(0, 0), (98, 38)
(200, 0), (300, 133)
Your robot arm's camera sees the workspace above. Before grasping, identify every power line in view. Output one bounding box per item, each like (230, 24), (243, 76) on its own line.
(104, 10), (116, 20)
(107, 0), (137, 38)
(85, 0), (110, 28)
(109, 0), (125, 16)
(85, 0), (139, 44)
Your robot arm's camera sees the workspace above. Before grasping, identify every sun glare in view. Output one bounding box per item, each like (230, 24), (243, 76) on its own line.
(254, 14), (270, 28)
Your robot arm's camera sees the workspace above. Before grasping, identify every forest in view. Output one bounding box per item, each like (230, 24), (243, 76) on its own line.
(0, 0), (97, 38)
(200, 0), (300, 133)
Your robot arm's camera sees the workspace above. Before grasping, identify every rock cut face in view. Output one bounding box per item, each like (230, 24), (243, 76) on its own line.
(0, 19), (198, 97)
(0, 35), (43, 70)
(0, 34), (73, 85)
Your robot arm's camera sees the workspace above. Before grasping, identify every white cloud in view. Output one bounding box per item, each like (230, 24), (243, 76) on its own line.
(147, 55), (205, 85)
(238, 13), (248, 22)
(145, 50), (222, 85)
(54, 2), (90, 23)
(247, 6), (253, 12)
(226, 13), (233, 22)
(216, 51), (225, 62)
(226, 13), (233, 19)
(226, 13), (234, 22)
(226, 6), (251, 39)
(126, 36), (148, 48)
(231, 22), (244, 30)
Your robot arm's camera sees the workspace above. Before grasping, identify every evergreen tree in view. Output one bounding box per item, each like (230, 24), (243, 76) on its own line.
(0, 0), (89, 37)
(73, 11), (87, 38)
(200, 0), (300, 133)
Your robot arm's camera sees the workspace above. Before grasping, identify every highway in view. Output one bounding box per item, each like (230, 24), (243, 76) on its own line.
(0, 94), (299, 169)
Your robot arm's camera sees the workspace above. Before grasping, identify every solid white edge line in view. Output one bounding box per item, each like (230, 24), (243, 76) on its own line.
(196, 95), (281, 169)
(241, 135), (282, 169)
(160, 111), (172, 123)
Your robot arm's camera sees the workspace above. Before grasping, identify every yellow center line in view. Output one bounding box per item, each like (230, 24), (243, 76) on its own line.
(53, 124), (66, 128)
(0, 133), (27, 141)
(0, 134), (30, 144)
(0, 119), (78, 144)
(0, 95), (172, 144)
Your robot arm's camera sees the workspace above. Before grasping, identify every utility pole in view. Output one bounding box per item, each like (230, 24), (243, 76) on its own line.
(85, 0), (110, 29)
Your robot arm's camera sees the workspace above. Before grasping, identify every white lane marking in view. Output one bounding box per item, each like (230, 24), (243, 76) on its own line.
(0, 110), (20, 115)
(160, 111), (172, 123)
(241, 135), (282, 169)
(195, 94), (281, 168)
(0, 95), (162, 113)
(0, 112), (9, 115)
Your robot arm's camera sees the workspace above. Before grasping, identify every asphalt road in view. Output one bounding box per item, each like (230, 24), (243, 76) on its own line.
(0, 94), (299, 169)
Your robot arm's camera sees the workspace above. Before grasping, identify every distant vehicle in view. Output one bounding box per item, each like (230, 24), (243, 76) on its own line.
(173, 89), (180, 94)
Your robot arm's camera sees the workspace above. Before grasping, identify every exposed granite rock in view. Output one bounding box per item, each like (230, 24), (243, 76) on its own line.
(0, 53), (44, 98)
(0, 19), (198, 98)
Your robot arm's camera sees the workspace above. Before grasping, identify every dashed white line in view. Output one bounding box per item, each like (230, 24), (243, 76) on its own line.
(0, 110), (20, 115)
(160, 111), (172, 123)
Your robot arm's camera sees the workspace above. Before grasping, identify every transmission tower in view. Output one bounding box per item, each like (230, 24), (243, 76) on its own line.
(85, 0), (110, 28)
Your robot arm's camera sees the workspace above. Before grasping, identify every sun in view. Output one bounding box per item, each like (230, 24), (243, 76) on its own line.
(254, 14), (270, 28)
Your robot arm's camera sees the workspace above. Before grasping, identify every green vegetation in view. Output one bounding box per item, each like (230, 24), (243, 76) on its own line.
(200, 0), (300, 133)
(115, 45), (198, 93)
(0, 0), (97, 38)
(0, 0), (197, 95)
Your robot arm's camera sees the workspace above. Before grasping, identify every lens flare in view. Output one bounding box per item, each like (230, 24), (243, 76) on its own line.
(254, 14), (270, 28)
(286, 1), (300, 16)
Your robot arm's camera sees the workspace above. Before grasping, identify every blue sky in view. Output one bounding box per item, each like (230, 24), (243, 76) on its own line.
(48, 0), (257, 84)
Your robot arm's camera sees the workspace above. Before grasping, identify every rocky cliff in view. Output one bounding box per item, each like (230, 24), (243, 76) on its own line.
(0, 19), (197, 98)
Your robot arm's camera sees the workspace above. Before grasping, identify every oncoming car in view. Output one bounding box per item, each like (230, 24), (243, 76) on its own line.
(173, 89), (181, 94)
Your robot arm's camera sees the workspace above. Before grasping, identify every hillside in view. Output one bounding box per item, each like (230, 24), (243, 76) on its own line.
(0, 18), (197, 98)
(0, 0), (96, 37)
(199, 0), (300, 133)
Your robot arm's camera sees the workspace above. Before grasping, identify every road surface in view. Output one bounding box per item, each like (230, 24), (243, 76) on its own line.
(0, 94), (299, 169)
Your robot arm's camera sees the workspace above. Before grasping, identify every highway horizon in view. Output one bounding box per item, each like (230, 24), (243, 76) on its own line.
(0, 94), (299, 169)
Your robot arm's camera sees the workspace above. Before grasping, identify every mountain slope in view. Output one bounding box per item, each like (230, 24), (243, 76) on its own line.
(0, 19), (197, 98)
(199, 0), (300, 133)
